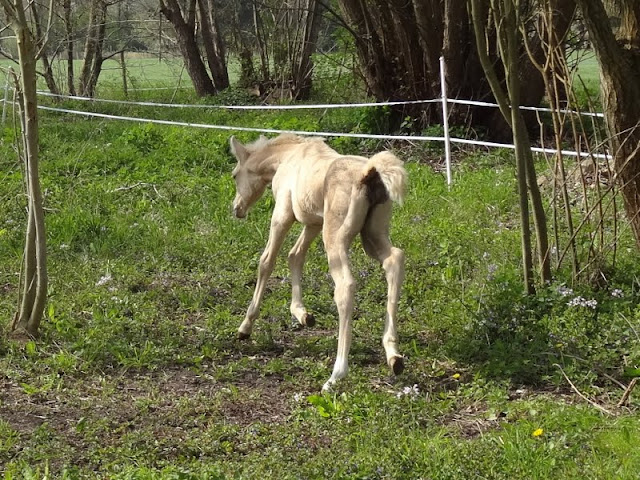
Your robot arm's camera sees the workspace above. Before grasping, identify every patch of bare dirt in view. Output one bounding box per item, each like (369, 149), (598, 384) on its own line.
(219, 374), (294, 425)
(0, 365), (300, 470)
(437, 403), (507, 438)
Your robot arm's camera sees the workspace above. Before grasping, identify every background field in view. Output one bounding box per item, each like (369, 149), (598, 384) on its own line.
(1, 56), (640, 479)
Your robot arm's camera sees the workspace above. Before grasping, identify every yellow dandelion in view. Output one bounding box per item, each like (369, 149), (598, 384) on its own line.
(452, 373), (461, 379)
(532, 428), (544, 437)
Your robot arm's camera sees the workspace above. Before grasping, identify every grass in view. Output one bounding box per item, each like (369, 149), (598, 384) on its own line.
(0, 53), (364, 106)
(1, 57), (639, 479)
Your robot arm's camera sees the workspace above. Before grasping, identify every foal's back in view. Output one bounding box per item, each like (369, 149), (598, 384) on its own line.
(273, 136), (368, 224)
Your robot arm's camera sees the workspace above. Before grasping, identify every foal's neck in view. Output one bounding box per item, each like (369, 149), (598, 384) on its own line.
(253, 149), (283, 183)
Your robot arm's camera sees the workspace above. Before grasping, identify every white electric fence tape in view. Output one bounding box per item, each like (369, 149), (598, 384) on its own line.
(1, 66), (610, 187)
(36, 91), (606, 118)
(36, 91), (442, 110)
(37, 104), (609, 161)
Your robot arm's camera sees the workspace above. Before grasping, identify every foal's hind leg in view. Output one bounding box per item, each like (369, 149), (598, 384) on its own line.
(321, 195), (367, 391)
(288, 224), (322, 328)
(322, 236), (357, 392)
(362, 203), (406, 375)
(238, 204), (295, 339)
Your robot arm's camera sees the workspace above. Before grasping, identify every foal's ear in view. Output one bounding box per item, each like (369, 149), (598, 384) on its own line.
(229, 136), (248, 163)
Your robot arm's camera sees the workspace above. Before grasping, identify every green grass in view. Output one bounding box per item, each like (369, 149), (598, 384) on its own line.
(568, 50), (602, 110)
(0, 53), (365, 106)
(1, 60), (638, 479)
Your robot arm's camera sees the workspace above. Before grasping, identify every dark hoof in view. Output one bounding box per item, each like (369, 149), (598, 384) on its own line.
(390, 356), (405, 376)
(303, 313), (316, 328)
(237, 331), (251, 341)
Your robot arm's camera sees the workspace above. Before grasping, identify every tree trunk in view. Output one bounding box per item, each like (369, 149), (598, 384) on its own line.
(2, 0), (48, 337)
(252, 1), (270, 83)
(576, 0), (640, 247)
(529, 0), (580, 276)
(339, 0), (573, 138)
(197, 0), (229, 91)
(519, 0), (577, 107)
(337, 0), (432, 129)
(120, 50), (128, 97)
(29, 0), (59, 95)
(78, 0), (103, 97)
(160, 0), (216, 97)
(471, 0), (552, 292)
(442, 0), (472, 98)
(63, 0), (76, 96)
(290, 0), (322, 100)
(616, 1), (640, 47)
(232, 1), (258, 87)
(84, 0), (108, 98)
(338, 0), (434, 101)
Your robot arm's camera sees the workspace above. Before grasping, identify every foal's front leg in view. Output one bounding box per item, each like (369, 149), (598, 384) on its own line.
(238, 205), (295, 339)
(288, 224), (322, 328)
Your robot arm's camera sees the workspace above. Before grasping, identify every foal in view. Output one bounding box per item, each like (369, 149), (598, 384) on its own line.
(229, 134), (407, 391)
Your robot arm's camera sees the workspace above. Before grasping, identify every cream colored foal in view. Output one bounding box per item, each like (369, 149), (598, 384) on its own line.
(229, 134), (407, 391)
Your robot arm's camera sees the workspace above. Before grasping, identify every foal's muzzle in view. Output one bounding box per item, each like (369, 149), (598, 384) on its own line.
(232, 198), (247, 219)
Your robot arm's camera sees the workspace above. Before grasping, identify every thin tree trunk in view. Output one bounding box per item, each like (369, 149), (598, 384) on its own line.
(79, 0), (100, 96)
(120, 50), (128, 98)
(29, 0), (59, 95)
(471, 0), (550, 293)
(85, 0), (108, 97)
(232, 0), (257, 87)
(2, 0), (48, 337)
(526, 1), (580, 276)
(253, 1), (270, 83)
(501, 0), (539, 293)
(291, 0), (321, 100)
(504, 1), (551, 286)
(63, 0), (76, 95)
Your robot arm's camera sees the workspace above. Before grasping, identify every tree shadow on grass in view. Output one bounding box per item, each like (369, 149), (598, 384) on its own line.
(445, 289), (564, 386)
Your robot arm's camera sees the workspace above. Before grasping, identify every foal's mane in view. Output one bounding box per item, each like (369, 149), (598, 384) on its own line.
(247, 133), (325, 153)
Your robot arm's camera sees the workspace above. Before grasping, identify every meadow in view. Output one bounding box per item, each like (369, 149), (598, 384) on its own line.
(1, 57), (640, 479)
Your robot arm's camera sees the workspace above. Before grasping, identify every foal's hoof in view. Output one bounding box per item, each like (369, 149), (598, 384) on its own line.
(302, 313), (316, 328)
(389, 356), (405, 376)
(237, 331), (251, 341)
(292, 313), (316, 330)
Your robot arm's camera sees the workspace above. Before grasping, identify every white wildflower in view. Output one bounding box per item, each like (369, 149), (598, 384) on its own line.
(96, 273), (112, 286)
(557, 285), (574, 297)
(396, 384), (420, 399)
(567, 296), (597, 309)
(611, 289), (624, 298)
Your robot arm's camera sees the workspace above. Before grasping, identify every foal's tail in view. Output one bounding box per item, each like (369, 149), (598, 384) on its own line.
(361, 151), (408, 205)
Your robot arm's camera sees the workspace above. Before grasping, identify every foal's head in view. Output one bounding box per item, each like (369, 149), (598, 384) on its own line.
(229, 136), (270, 218)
